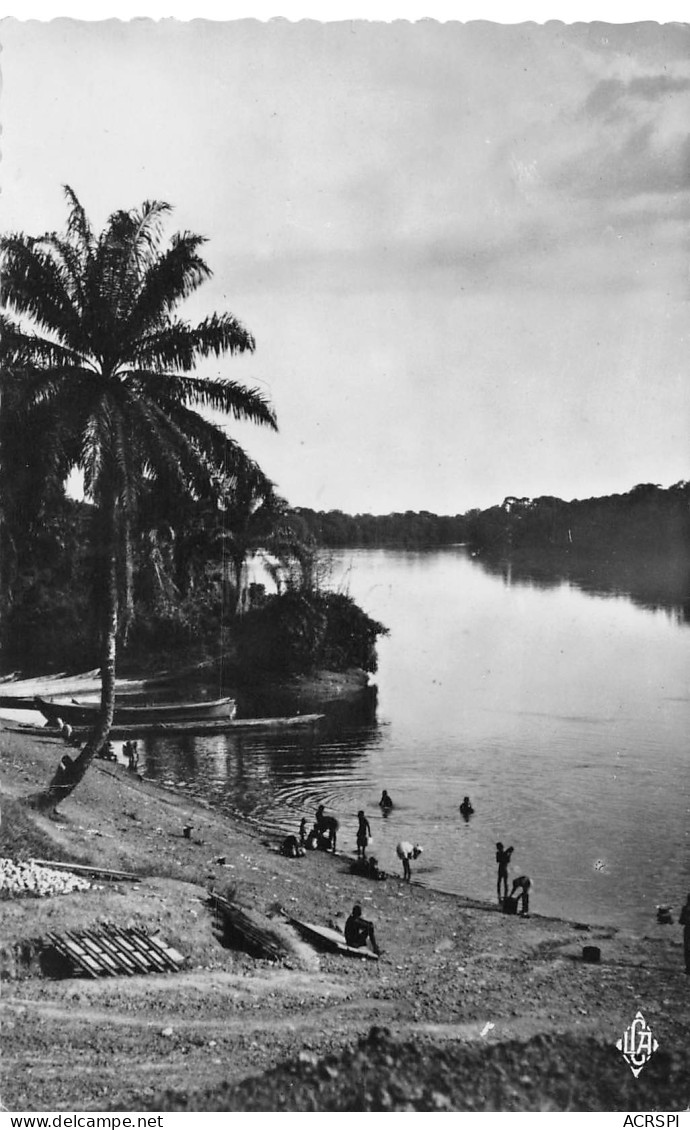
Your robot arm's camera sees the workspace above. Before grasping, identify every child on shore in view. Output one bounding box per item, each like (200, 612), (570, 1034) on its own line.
(496, 842), (514, 901)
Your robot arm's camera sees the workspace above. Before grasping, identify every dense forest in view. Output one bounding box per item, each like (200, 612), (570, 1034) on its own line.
(2, 481), (687, 676)
(295, 481), (690, 557)
(0, 492), (387, 678)
(292, 508), (467, 548)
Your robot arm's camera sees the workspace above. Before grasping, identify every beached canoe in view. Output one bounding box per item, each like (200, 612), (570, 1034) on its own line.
(0, 695), (43, 711)
(288, 917), (379, 960)
(35, 695), (237, 727)
(2, 713), (324, 740)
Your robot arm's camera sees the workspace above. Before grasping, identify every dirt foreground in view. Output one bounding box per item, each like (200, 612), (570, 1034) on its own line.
(1, 726), (688, 1113)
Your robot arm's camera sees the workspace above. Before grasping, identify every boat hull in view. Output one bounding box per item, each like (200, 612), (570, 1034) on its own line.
(4, 713), (324, 740)
(35, 695), (236, 727)
(288, 918), (379, 960)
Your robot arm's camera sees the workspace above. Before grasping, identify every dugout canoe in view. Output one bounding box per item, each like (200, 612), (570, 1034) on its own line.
(288, 917), (379, 960)
(2, 713), (324, 740)
(35, 695), (237, 727)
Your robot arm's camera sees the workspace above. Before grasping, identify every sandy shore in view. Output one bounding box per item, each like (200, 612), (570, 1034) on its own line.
(1, 726), (688, 1112)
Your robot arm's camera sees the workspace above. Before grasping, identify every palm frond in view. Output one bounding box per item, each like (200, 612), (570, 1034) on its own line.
(0, 313), (91, 371)
(125, 233), (212, 337)
(33, 233), (88, 316)
(125, 367), (276, 430)
(127, 312), (256, 373)
(0, 235), (85, 350)
(63, 185), (94, 259)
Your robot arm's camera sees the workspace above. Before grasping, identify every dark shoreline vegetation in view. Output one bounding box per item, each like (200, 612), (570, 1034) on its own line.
(2, 480), (688, 681)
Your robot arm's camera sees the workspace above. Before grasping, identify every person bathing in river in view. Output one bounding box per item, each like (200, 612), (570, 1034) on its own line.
(496, 842), (514, 901)
(396, 841), (423, 882)
(459, 796), (474, 819)
(379, 789), (393, 811)
(344, 904), (380, 955)
(356, 810), (372, 859)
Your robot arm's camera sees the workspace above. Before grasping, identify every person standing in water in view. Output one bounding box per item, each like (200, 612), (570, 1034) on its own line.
(496, 842), (514, 901)
(379, 789), (393, 811)
(459, 796), (474, 820)
(356, 810), (372, 859)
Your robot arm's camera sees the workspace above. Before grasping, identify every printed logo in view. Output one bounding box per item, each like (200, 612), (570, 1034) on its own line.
(616, 1011), (658, 1077)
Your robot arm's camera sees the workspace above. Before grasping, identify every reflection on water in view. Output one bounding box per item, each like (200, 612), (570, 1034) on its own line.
(137, 547), (690, 932)
(476, 547), (690, 625)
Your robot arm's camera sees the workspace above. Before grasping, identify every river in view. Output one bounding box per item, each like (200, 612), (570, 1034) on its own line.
(135, 547), (690, 933)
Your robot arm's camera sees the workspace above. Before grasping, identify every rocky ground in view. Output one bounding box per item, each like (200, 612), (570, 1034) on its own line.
(1, 724), (688, 1113)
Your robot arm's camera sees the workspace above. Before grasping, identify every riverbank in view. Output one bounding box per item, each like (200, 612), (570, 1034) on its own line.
(1, 728), (688, 1112)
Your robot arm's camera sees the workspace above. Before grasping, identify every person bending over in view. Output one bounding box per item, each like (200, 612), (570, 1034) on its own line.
(315, 805), (339, 853)
(510, 874), (532, 916)
(396, 841), (423, 882)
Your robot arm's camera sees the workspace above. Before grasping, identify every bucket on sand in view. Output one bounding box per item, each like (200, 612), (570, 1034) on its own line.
(502, 896), (518, 915)
(582, 945), (601, 964)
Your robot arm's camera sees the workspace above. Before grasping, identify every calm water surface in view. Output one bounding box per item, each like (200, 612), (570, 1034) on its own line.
(136, 548), (690, 932)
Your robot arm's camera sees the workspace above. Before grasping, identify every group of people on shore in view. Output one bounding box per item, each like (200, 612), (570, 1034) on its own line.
(278, 790), (535, 955)
(280, 791), (425, 887)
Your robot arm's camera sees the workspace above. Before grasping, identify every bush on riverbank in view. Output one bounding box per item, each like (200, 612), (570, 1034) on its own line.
(235, 590), (388, 675)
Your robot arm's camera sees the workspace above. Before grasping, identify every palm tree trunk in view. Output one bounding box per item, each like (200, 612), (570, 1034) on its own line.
(27, 501), (119, 811)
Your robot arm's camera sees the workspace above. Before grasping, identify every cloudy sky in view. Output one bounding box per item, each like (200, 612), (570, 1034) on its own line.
(1, 15), (688, 514)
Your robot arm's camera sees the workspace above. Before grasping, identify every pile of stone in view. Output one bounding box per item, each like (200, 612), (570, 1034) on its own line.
(0, 858), (91, 898)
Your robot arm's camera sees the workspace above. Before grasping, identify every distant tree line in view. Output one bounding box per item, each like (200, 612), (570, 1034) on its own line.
(294, 481), (690, 559)
(292, 508), (468, 548)
(464, 481), (690, 557)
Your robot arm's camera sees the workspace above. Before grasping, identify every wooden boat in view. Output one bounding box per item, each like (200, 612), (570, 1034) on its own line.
(0, 695), (48, 711)
(35, 694), (237, 728)
(3, 713), (324, 740)
(288, 917), (379, 960)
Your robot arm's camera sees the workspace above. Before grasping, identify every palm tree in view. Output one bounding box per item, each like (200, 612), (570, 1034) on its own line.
(0, 186), (277, 808)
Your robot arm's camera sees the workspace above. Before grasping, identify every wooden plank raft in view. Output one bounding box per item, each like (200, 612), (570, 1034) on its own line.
(32, 860), (140, 882)
(46, 927), (185, 978)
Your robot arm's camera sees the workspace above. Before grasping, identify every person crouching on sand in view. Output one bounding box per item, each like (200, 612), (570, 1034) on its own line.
(396, 841), (423, 882)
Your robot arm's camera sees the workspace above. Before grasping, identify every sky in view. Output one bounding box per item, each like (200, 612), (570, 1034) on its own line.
(1, 10), (688, 515)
